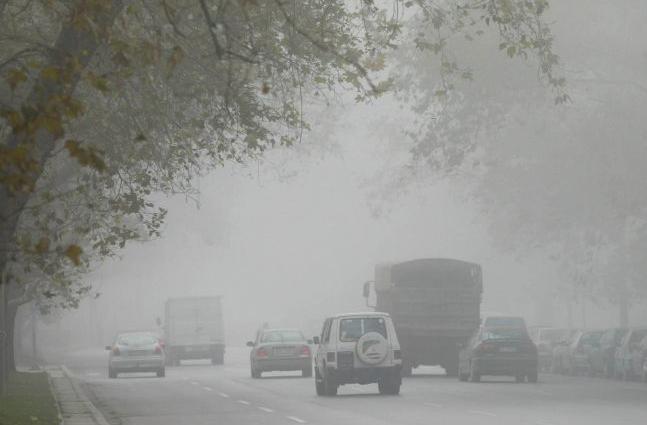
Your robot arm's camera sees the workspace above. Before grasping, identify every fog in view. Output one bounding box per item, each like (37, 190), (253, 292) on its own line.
(3, 2), (647, 423)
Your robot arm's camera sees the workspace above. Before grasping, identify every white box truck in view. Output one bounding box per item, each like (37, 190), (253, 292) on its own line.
(164, 296), (225, 366)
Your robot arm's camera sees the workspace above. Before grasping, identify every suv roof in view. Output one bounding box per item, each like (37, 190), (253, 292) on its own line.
(332, 312), (391, 319)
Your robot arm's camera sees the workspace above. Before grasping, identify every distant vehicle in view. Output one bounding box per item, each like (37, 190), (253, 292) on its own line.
(363, 258), (482, 377)
(458, 322), (538, 383)
(614, 328), (647, 380)
(530, 327), (572, 372)
(557, 330), (603, 376)
(588, 328), (628, 378)
(482, 316), (527, 329)
(313, 312), (402, 396)
(163, 296), (225, 366)
(247, 328), (313, 378)
(106, 331), (165, 378)
(551, 331), (579, 374)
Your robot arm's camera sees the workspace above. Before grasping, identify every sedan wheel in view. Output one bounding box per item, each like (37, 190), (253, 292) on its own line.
(251, 364), (261, 379)
(315, 369), (325, 396)
(468, 362), (480, 383)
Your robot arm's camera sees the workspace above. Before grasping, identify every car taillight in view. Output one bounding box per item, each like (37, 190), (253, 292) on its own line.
(256, 347), (269, 358)
(112, 346), (120, 356)
(154, 345), (162, 354)
(300, 345), (311, 357)
(475, 343), (497, 354)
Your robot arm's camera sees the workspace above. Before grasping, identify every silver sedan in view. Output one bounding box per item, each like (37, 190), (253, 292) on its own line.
(106, 331), (166, 378)
(247, 329), (312, 378)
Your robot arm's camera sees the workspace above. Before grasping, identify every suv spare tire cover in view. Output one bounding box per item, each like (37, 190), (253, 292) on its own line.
(356, 332), (389, 365)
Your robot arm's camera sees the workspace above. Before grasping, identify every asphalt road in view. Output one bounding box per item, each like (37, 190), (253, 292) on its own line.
(62, 347), (647, 425)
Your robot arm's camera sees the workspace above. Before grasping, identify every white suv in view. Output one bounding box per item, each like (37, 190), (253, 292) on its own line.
(313, 312), (402, 396)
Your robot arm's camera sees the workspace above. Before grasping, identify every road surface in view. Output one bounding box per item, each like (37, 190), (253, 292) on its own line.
(62, 347), (647, 425)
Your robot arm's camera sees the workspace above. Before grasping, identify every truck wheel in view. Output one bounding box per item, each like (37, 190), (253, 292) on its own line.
(468, 362), (480, 383)
(323, 372), (337, 396)
(458, 364), (469, 382)
(527, 370), (538, 383)
(211, 352), (224, 365)
(444, 363), (459, 377)
(315, 369), (325, 396)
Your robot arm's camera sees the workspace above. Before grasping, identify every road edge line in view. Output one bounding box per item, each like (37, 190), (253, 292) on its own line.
(60, 365), (111, 425)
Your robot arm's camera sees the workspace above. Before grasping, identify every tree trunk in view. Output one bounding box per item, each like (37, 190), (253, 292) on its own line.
(0, 1), (126, 291)
(5, 303), (17, 372)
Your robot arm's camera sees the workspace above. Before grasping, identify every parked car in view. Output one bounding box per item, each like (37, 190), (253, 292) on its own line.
(641, 336), (647, 383)
(559, 330), (603, 376)
(458, 325), (538, 383)
(106, 331), (165, 378)
(313, 312), (402, 396)
(588, 328), (628, 378)
(530, 328), (572, 372)
(551, 330), (579, 374)
(247, 328), (313, 378)
(614, 328), (647, 381)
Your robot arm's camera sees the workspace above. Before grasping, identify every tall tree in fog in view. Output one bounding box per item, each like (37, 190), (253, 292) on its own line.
(0, 0), (562, 381)
(380, 1), (646, 326)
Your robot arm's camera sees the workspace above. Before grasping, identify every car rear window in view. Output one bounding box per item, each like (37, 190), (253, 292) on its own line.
(482, 327), (528, 340)
(483, 317), (526, 328)
(117, 333), (158, 345)
(261, 330), (305, 343)
(339, 317), (387, 342)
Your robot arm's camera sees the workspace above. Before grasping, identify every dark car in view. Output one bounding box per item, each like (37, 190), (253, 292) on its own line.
(588, 328), (628, 378)
(559, 330), (603, 376)
(458, 326), (538, 383)
(614, 328), (647, 381)
(247, 328), (313, 378)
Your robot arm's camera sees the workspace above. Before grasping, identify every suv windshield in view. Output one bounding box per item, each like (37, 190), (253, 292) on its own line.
(339, 317), (387, 342)
(261, 330), (305, 343)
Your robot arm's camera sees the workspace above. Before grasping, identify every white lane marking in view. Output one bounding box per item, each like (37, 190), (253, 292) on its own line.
(190, 381), (200, 386)
(203, 386), (213, 392)
(286, 416), (307, 424)
(237, 400), (251, 405)
(218, 392), (230, 398)
(424, 402), (443, 408)
(257, 406), (274, 413)
(468, 410), (497, 417)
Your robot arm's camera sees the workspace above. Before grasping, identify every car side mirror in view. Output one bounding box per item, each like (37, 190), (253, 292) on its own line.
(246, 341), (255, 347)
(105, 345), (112, 351)
(313, 336), (320, 345)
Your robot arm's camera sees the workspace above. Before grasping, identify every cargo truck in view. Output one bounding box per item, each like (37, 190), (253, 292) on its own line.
(363, 258), (482, 376)
(164, 296), (225, 366)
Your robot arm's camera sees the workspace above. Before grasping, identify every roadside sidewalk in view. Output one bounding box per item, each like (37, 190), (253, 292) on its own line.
(45, 366), (110, 425)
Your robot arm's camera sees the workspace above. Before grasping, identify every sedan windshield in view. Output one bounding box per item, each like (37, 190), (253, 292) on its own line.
(261, 330), (305, 343)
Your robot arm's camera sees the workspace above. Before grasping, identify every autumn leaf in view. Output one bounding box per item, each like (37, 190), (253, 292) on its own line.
(5, 68), (28, 91)
(64, 244), (83, 266)
(34, 237), (50, 253)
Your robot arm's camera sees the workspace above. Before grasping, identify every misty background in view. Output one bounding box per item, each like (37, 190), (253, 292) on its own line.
(14, 0), (647, 360)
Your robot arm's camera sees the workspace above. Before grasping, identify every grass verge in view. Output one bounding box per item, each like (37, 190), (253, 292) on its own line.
(0, 371), (59, 425)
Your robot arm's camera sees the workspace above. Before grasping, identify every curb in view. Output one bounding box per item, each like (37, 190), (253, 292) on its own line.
(46, 368), (65, 425)
(47, 365), (111, 425)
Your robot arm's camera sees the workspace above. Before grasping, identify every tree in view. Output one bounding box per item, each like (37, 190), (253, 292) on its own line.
(0, 0), (563, 390)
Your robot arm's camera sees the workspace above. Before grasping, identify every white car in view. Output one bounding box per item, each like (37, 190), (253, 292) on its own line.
(313, 312), (402, 396)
